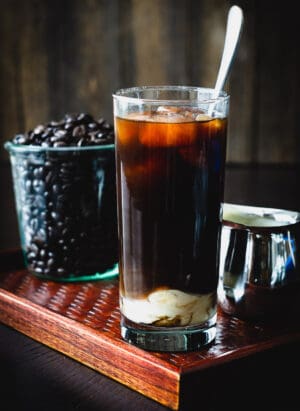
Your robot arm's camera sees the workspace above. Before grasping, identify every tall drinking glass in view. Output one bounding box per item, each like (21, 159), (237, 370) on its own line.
(113, 86), (229, 351)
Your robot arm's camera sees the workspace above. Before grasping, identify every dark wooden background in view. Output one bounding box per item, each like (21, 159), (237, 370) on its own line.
(1, 0), (300, 249)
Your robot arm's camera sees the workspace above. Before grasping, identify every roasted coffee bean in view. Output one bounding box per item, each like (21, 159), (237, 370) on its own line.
(96, 132), (105, 139)
(13, 134), (28, 144)
(34, 195), (44, 208)
(102, 121), (113, 130)
(51, 211), (60, 221)
(64, 113), (76, 122)
(34, 125), (45, 135)
(33, 167), (43, 179)
(50, 120), (64, 127)
(72, 125), (86, 138)
(33, 179), (45, 193)
(54, 129), (67, 139)
(77, 137), (87, 146)
(13, 112), (114, 147)
(88, 122), (97, 130)
(47, 258), (55, 268)
(77, 113), (93, 123)
(34, 267), (44, 275)
(57, 268), (66, 276)
(25, 180), (32, 192)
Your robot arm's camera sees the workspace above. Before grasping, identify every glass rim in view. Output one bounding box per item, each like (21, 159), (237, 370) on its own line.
(4, 141), (115, 153)
(112, 85), (229, 104)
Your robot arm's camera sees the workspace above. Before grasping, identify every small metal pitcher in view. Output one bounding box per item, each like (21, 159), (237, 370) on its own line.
(218, 203), (300, 322)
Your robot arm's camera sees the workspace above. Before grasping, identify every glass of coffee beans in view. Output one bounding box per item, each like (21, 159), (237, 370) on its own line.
(4, 112), (118, 282)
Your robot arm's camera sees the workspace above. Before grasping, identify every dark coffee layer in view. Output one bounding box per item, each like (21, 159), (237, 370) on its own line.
(116, 113), (227, 297)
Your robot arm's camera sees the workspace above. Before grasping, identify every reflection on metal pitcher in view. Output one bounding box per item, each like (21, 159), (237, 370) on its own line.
(218, 203), (300, 322)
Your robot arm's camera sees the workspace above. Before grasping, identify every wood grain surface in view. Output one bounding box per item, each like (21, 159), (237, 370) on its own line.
(1, 0), (300, 164)
(1, 249), (299, 410)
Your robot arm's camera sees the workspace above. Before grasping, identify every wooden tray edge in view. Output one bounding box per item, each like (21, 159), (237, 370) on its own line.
(0, 287), (180, 410)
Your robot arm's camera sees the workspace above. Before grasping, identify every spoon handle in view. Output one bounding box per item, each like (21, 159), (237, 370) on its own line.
(212, 5), (244, 99)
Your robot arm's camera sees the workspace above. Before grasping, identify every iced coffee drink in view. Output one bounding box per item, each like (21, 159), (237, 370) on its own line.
(113, 87), (229, 351)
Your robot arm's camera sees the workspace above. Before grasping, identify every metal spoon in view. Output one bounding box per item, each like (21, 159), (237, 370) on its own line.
(211, 5), (244, 101)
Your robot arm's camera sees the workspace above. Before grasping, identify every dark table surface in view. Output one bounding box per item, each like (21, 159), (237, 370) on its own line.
(1, 164), (300, 411)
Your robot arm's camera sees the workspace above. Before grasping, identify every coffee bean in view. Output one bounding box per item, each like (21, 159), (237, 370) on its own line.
(34, 195), (44, 208)
(72, 125), (86, 138)
(64, 113), (76, 123)
(89, 122), (98, 129)
(54, 129), (67, 139)
(77, 113), (93, 123)
(33, 167), (43, 179)
(77, 138), (87, 146)
(13, 134), (28, 144)
(50, 120), (64, 127)
(57, 268), (66, 276)
(51, 211), (60, 221)
(47, 258), (55, 268)
(33, 179), (45, 193)
(34, 125), (45, 135)
(34, 267), (44, 275)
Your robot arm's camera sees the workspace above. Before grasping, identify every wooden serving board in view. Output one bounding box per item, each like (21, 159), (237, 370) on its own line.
(0, 249), (299, 410)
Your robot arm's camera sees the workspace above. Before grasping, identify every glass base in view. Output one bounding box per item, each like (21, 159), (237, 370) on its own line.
(30, 262), (119, 282)
(121, 316), (216, 352)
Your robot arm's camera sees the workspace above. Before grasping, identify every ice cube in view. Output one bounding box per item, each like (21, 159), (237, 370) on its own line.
(139, 121), (197, 147)
(156, 106), (182, 115)
(156, 106), (198, 121)
(195, 113), (212, 122)
(115, 116), (140, 146)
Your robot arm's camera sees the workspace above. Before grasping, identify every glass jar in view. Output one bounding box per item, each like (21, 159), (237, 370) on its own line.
(5, 142), (118, 282)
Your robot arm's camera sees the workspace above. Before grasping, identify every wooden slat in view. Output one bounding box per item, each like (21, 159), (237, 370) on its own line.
(255, 2), (299, 164)
(131, 0), (169, 86)
(1, 0), (300, 163)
